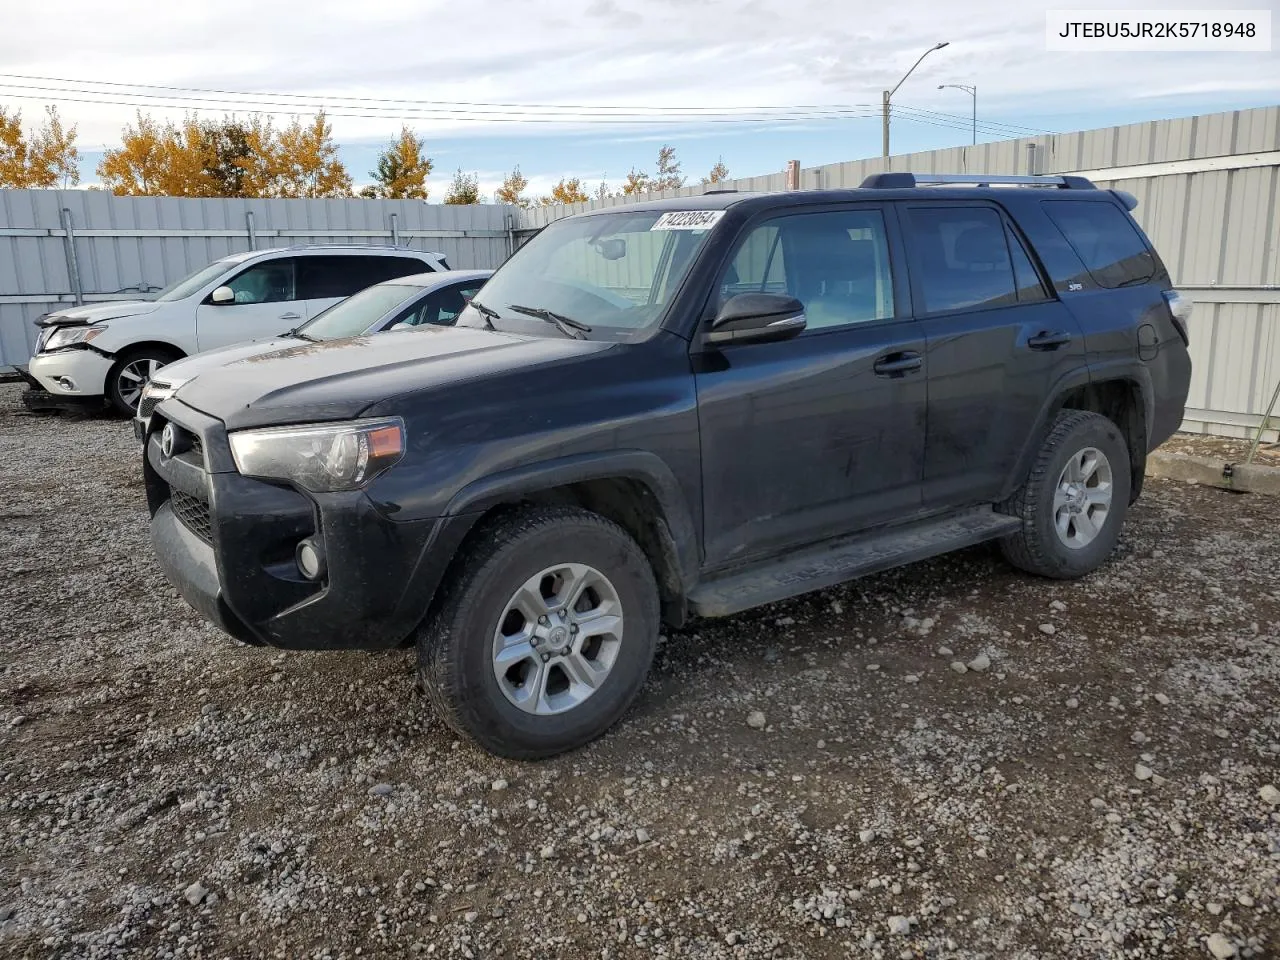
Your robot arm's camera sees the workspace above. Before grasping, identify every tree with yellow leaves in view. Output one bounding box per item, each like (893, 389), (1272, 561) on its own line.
(368, 126), (431, 199)
(444, 168), (480, 204)
(271, 112), (352, 199)
(540, 177), (591, 206)
(621, 167), (650, 196)
(702, 157), (729, 185)
(495, 166), (530, 208)
(0, 106), (80, 188)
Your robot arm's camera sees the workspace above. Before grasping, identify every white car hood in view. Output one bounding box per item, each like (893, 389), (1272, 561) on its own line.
(159, 337), (301, 390)
(42, 301), (163, 325)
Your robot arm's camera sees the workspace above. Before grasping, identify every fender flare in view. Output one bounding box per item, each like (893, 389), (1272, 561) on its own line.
(1000, 363), (1151, 501)
(443, 449), (700, 589)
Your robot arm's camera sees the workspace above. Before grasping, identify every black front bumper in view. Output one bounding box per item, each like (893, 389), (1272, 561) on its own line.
(144, 400), (477, 650)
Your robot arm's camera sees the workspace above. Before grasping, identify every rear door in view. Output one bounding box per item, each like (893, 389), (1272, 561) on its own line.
(901, 202), (1086, 508)
(193, 256), (302, 351)
(694, 204), (928, 568)
(297, 255), (432, 318)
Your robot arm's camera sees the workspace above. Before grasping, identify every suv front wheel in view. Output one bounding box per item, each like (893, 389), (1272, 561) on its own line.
(418, 506), (660, 759)
(106, 347), (179, 416)
(1000, 410), (1132, 579)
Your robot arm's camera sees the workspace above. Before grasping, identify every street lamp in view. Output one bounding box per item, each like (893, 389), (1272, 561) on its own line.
(882, 41), (949, 158)
(938, 83), (977, 145)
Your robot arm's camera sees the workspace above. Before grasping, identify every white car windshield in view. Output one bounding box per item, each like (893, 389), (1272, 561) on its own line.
(298, 282), (426, 340)
(456, 209), (720, 341)
(154, 259), (239, 302)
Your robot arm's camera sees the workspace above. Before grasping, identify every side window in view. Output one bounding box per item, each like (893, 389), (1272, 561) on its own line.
(223, 259), (296, 305)
(721, 210), (895, 331)
(393, 283), (483, 328)
(298, 256), (431, 300)
(1042, 201), (1156, 289)
(1007, 225), (1050, 303)
(904, 207), (1017, 314)
(722, 225), (786, 298)
(298, 256), (366, 300)
(376, 256), (435, 281)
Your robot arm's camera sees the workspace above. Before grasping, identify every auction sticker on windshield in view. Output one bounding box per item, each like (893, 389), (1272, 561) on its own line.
(651, 211), (726, 231)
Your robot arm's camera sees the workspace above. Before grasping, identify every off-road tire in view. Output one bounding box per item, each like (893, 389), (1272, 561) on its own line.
(999, 410), (1132, 579)
(417, 506), (660, 759)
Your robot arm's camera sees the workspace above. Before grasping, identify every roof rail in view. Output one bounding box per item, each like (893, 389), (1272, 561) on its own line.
(860, 172), (1097, 190)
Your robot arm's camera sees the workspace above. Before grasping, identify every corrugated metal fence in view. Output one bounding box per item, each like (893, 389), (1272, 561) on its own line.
(0, 192), (514, 372)
(519, 105), (1280, 442)
(3, 106), (1277, 441)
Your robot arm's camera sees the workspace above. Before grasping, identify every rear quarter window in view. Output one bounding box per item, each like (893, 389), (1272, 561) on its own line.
(1041, 201), (1156, 289)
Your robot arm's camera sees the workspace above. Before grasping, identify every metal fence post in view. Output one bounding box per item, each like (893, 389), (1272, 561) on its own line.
(246, 211), (257, 251)
(390, 212), (400, 246)
(505, 212), (515, 259)
(60, 208), (83, 306)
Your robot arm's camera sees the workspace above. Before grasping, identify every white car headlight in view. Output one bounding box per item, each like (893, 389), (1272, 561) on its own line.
(43, 325), (107, 352)
(228, 418), (406, 493)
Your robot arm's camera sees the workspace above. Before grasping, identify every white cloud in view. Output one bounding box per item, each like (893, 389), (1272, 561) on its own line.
(0, 0), (1273, 158)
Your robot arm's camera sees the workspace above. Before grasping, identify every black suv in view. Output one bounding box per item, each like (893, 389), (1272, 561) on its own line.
(143, 173), (1193, 759)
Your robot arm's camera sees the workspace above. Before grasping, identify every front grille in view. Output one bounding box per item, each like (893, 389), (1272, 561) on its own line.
(139, 383), (173, 423)
(170, 490), (213, 544)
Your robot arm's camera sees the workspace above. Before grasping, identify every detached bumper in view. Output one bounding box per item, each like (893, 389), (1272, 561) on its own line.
(145, 400), (477, 650)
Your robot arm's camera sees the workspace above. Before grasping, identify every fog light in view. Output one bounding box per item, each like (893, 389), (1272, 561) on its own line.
(55, 376), (77, 391)
(296, 538), (326, 581)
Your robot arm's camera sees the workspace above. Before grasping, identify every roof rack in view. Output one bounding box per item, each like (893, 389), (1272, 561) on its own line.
(860, 173), (1097, 190)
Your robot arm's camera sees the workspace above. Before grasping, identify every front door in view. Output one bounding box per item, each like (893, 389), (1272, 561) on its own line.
(694, 206), (927, 570)
(194, 257), (303, 351)
(899, 202), (1087, 507)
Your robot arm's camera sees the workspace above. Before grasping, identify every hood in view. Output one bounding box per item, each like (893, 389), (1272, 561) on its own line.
(156, 337), (300, 389)
(38, 301), (162, 327)
(175, 326), (611, 430)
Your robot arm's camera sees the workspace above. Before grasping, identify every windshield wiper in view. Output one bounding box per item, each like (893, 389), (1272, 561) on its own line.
(469, 298), (501, 331)
(284, 326), (317, 342)
(507, 304), (592, 340)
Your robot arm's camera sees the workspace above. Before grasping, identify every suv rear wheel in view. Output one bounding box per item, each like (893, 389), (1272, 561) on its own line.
(106, 347), (179, 416)
(1000, 410), (1132, 579)
(418, 506), (660, 759)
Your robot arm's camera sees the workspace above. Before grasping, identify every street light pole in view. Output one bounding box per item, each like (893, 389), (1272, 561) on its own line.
(882, 41), (950, 158)
(938, 83), (977, 145)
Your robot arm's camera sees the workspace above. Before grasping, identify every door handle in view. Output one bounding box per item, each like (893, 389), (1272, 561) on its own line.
(278, 312), (302, 320)
(873, 351), (923, 377)
(1027, 331), (1072, 350)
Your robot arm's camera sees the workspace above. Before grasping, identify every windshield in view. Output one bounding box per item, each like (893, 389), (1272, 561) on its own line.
(154, 259), (240, 302)
(456, 209), (721, 340)
(299, 282), (426, 340)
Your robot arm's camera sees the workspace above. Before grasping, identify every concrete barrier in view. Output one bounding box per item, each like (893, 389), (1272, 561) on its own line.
(1146, 450), (1280, 496)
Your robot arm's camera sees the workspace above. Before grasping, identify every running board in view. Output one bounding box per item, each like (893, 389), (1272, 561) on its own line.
(688, 508), (1021, 618)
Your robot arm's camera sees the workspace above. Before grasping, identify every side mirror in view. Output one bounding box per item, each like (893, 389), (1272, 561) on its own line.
(390, 321), (413, 331)
(210, 286), (235, 304)
(706, 293), (806, 346)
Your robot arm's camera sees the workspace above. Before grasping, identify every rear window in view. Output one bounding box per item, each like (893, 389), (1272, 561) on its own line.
(1042, 201), (1156, 289)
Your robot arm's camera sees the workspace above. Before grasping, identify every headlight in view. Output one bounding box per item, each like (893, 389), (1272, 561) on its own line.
(228, 418), (405, 493)
(43, 325), (107, 352)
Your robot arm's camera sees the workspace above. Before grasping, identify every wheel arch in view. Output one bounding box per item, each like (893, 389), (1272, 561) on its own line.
(439, 451), (699, 629)
(1003, 366), (1152, 505)
(104, 340), (188, 362)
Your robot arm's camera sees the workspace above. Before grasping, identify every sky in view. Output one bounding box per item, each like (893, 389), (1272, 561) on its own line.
(1, 0), (1277, 201)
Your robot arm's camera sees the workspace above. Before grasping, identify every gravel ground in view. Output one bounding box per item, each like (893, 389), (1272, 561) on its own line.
(2, 382), (1278, 960)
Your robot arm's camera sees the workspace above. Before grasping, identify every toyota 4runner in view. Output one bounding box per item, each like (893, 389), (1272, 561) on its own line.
(143, 173), (1193, 759)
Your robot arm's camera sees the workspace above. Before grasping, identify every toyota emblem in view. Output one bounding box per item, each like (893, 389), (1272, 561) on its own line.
(160, 423), (177, 457)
